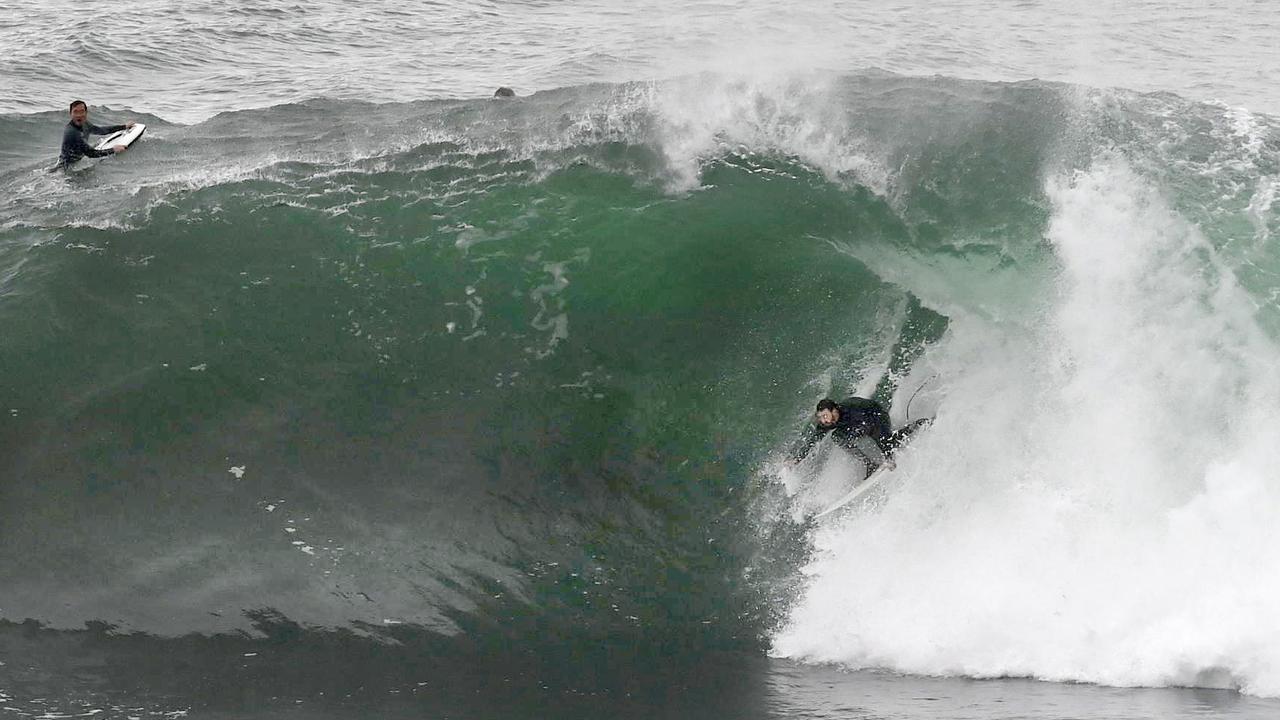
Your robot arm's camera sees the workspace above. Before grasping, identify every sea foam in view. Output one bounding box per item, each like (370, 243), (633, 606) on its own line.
(773, 157), (1280, 696)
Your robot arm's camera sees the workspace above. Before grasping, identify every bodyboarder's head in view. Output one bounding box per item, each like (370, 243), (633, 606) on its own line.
(69, 100), (87, 127)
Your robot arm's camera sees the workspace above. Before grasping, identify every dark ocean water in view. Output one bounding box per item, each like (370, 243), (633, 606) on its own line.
(3, 3), (1280, 719)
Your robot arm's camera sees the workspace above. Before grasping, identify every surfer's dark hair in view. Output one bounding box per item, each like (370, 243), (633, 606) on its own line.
(816, 399), (838, 412)
(69, 100), (86, 111)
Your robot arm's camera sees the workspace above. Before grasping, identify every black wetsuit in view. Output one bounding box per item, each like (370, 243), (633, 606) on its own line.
(791, 397), (894, 467)
(58, 120), (125, 167)
(792, 397), (934, 471)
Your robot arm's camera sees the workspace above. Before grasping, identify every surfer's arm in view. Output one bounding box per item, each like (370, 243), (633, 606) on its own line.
(869, 433), (895, 458)
(789, 425), (823, 463)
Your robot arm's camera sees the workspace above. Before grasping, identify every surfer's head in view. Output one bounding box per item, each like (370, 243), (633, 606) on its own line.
(493, 86), (516, 98)
(69, 100), (87, 126)
(815, 399), (840, 428)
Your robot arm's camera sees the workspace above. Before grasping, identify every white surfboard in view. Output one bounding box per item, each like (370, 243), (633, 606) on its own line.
(94, 123), (146, 151)
(811, 417), (936, 520)
(812, 464), (895, 520)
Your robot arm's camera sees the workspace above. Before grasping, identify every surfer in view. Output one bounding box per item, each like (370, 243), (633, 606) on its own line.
(790, 397), (927, 471)
(57, 100), (135, 168)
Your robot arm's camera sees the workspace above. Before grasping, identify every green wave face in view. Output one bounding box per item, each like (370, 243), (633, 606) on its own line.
(1, 73), (1277, 676)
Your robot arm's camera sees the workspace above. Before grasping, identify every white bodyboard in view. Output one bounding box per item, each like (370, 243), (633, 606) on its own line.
(94, 123), (146, 151)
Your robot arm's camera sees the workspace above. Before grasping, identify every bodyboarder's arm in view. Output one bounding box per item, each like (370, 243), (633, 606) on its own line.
(62, 127), (116, 160)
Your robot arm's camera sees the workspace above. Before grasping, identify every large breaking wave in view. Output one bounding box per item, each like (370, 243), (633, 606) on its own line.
(2, 71), (1278, 698)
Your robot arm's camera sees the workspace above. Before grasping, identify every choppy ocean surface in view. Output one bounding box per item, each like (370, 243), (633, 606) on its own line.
(2, 2), (1279, 718)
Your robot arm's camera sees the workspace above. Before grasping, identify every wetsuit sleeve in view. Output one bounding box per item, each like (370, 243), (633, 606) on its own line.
(789, 424), (826, 462)
(78, 136), (116, 158)
(61, 127), (114, 162)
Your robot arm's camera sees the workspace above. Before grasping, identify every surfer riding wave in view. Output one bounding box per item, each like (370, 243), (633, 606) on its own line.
(790, 397), (930, 473)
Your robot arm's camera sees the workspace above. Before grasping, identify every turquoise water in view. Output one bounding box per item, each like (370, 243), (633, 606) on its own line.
(2, 3), (1280, 718)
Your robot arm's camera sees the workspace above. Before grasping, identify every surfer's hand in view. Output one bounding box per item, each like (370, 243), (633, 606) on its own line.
(113, 145), (127, 153)
(125, 121), (135, 129)
(883, 456), (897, 470)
